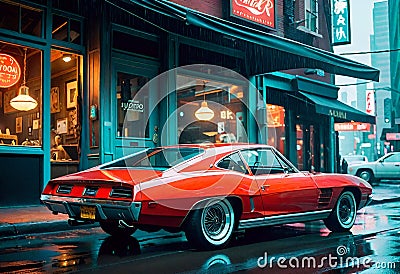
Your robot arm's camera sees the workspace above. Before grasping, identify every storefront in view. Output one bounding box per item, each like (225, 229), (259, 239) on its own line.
(257, 72), (376, 173)
(0, 1), (86, 206)
(0, 0), (379, 207)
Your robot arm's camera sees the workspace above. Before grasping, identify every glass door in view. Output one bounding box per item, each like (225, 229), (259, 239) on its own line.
(296, 123), (319, 172)
(111, 59), (159, 159)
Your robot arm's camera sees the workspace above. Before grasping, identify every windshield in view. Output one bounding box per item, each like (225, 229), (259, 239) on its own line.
(103, 147), (204, 170)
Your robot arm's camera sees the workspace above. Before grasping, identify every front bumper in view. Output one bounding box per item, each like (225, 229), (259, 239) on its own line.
(40, 194), (142, 222)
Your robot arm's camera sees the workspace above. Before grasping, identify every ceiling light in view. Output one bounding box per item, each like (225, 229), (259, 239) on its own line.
(10, 48), (37, 111)
(62, 53), (72, 62)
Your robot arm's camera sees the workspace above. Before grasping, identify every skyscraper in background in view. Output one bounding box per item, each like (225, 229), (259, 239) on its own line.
(356, 79), (367, 112)
(389, 0), (400, 151)
(370, 0), (392, 155)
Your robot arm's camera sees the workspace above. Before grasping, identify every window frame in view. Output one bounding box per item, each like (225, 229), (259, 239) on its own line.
(215, 151), (250, 174)
(240, 148), (300, 175)
(304, 0), (319, 33)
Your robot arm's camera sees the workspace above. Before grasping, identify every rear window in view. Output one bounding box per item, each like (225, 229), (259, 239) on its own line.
(103, 147), (204, 170)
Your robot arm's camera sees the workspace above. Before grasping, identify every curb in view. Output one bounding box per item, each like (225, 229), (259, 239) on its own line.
(0, 220), (98, 238)
(369, 197), (400, 206)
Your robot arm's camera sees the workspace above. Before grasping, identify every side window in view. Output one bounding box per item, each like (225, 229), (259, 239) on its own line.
(241, 149), (284, 175)
(217, 152), (248, 174)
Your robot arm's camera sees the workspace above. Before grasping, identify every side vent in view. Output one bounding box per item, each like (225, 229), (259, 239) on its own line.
(318, 188), (333, 208)
(56, 185), (73, 194)
(110, 187), (133, 199)
(83, 186), (99, 196)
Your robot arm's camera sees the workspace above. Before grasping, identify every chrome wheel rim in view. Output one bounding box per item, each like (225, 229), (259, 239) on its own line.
(201, 200), (233, 244)
(337, 193), (356, 227)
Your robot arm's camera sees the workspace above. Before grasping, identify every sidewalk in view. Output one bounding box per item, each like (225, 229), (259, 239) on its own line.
(1, 183), (399, 238)
(0, 205), (97, 238)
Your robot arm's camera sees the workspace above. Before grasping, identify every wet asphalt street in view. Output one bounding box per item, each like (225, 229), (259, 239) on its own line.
(0, 201), (399, 273)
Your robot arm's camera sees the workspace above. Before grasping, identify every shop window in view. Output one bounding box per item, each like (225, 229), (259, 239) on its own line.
(305, 0), (318, 33)
(267, 104), (285, 154)
(0, 42), (42, 147)
(116, 73), (150, 138)
(50, 50), (82, 175)
(177, 75), (247, 144)
(0, 1), (43, 37)
(52, 14), (82, 45)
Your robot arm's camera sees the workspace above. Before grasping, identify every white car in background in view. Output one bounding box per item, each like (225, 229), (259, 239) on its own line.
(347, 152), (400, 184)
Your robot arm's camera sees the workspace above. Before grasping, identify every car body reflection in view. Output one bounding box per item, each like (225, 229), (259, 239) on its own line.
(97, 236), (141, 264)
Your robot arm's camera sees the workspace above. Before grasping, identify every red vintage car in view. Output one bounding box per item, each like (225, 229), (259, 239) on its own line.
(41, 144), (372, 250)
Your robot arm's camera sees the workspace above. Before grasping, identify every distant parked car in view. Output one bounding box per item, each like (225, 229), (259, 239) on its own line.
(347, 152), (400, 184)
(341, 155), (368, 174)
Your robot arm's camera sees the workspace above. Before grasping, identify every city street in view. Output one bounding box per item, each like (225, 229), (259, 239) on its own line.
(1, 190), (399, 273)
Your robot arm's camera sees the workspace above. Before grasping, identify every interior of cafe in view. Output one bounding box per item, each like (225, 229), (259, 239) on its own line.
(0, 41), (81, 178)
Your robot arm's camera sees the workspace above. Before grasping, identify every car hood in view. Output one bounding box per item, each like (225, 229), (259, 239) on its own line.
(347, 161), (376, 168)
(52, 168), (164, 186)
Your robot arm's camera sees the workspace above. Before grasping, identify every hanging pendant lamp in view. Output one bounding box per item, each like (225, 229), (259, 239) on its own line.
(195, 96), (214, 121)
(10, 48), (38, 111)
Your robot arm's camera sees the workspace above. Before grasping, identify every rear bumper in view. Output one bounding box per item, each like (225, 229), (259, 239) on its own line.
(40, 194), (142, 222)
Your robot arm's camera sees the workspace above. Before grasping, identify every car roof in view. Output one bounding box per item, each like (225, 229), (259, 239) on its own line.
(162, 143), (274, 153)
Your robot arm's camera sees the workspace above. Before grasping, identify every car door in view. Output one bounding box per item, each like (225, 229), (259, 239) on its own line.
(376, 153), (400, 179)
(240, 148), (319, 216)
(215, 152), (265, 220)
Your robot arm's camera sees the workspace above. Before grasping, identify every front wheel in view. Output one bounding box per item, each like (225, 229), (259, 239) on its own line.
(99, 220), (137, 237)
(185, 199), (235, 250)
(357, 170), (374, 183)
(324, 191), (357, 232)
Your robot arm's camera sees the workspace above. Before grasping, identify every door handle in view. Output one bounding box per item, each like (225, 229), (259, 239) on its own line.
(260, 185), (270, 191)
(395, 164), (400, 167)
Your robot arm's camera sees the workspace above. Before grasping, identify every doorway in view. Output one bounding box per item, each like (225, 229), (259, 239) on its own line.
(110, 58), (159, 160)
(296, 123), (320, 172)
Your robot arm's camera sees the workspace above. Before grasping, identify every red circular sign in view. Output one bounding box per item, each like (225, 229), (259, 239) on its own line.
(0, 53), (21, 88)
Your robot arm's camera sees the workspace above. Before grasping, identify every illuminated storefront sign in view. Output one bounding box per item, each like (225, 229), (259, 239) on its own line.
(0, 53), (21, 88)
(366, 89), (375, 115)
(334, 122), (371, 131)
(331, 0), (351, 45)
(231, 0), (275, 28)
(386, 133), (400, 141)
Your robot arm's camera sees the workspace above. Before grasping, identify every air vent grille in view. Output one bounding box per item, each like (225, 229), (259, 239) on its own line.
(56, 185), (73, 194)
(318, 188), (333, 208)
(83, 186), (99, 196)
(110, 187), (133, 199)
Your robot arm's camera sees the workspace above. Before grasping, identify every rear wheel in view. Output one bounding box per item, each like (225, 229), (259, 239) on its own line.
(324, 191), (357, 232)
(185, 199), (235, 250)
(99, 220), (137, 237)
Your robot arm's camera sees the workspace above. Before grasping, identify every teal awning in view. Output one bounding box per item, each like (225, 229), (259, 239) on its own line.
(299, 91), (376, 124)
(125, 0), (379, 81)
